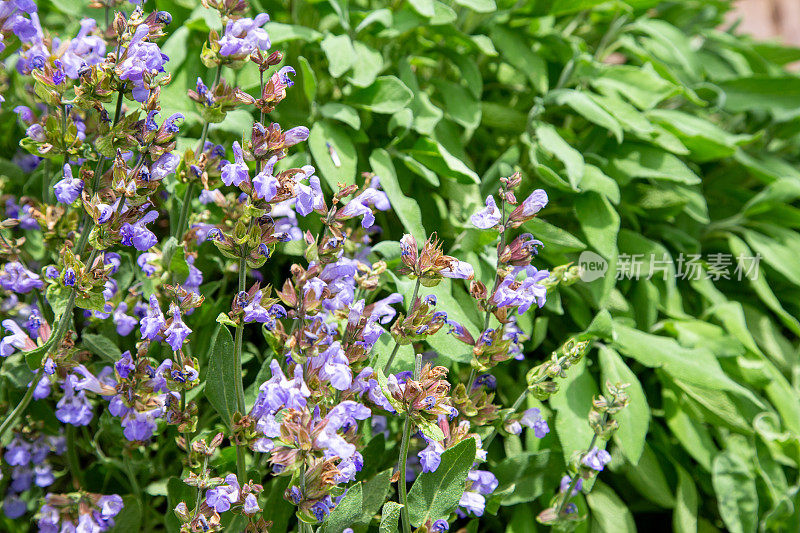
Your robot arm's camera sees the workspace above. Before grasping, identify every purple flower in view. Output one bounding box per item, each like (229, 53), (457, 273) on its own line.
(55, 375), (94, 426)
(418, 441), (444, 473)
(243, 494), (260, 515)
(32, 373), (51, 400)
(511, 189), (548, 221)
(520, 407), (549, 438)
(221, 142), (249, 187)
(492, 266), (549, 314)
(582, 447), (611, 471)
(14, 105), (35, 124)
(61, 19), (106, 79)
(150, 152), (179, 180)
(458, 491), (485, 517)
(37, 503), (60, 532)
(243, 290), (270, 323)
(470, 195), (501, 229)
(1, 319), (32, 357)
(163, 113), (184, 133)
(311, 342), (352, 391)
(252, 156), (278, 201)
(63, 267), (76, 286)
(205, 474), (240, 513)
(117, 24), (169, 102)
(122, 410), (159, 441)
(114, 303), (137, 336)
(199, 189), (221, 204)
(137, 252), (157, 277)
(560, 475), (582, 496)
(294, 167), (325, 216)
(120, 210), (159, 251)
(468, 469), (498, 495)
(103, 252), (122, 274)
(97, 494), (124, 520)
(140, 295), (166, 340)
(218, 14), (270, 56)
(0, 262), (44, 293)
(34, 462), (54, 487)
(339, 198), (376, 228)
(5, 436), (31, 466)
(432, 519), (449, 532)
(440, 260), (475, 280)
(96, 203), (114, 224)
(3, 494), (26, 519)
(164, 304), (191, 351)
(284, 126), (310, 147)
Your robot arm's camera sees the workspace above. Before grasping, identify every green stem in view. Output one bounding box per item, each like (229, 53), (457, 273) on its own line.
(468, 199), (508, 387)
(0, 367), (43, 439)
(382, 277), (421, 374)
(174, 66), (221, 242)
(112, 89), (124, 128)
(233, 253), (248, 482)
(66, 425), (84, 488)
(555, 412), (608, 517)
(398, 414), (412, 533)
(482, 386), (530, 450)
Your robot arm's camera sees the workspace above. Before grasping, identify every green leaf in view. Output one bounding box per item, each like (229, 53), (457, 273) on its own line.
(321, 34), (356, 78)
(454, 0), (496, 11)
(523, 218), (586, 252)
(587, 481), (637, 533)
(370, 149), (426, 242)
(408, 0), (435, 17)
(728, 234), (800, 336)
(598, 345), (649, 465)
(264, 23), (323, 45)
(107, 496), (142, 532)
(407, 437), (477, 526)
(550, 358), (598, 464)
(546, 89), (623, 143)
(646, 109), (753, 161)
(493, 450), (556, 505)
(320, 103), (361, 130)
(308, 120), (358, 190)
(433, 80), (481, 130)
(380, 502), (403, 533)
(298, 56), (317, 104)
(166, 477), (195, 533)
(347, 76), (414, 114)
(620, 443), (675, 508)
(673, 465), (699, 533)
(82, 334), (120, 363)
(535, 124), (585, 188)
(712, 451), (759, 533)
(612, 322), (759, 400)
(348, 42), (384, 87)
(574, 191), (619, 260)
(417, 417), (445, 441)
(716, 77), (800, 117)
(490, 26), (548, 94)
(605, 143), (701, 185)
(590, 63), (679, 110)
(204, 325), (237, 428)
(322, 482), (363, 533)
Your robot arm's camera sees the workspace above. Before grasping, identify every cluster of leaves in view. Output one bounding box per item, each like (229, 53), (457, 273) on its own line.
(3, 0), (800, 532)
